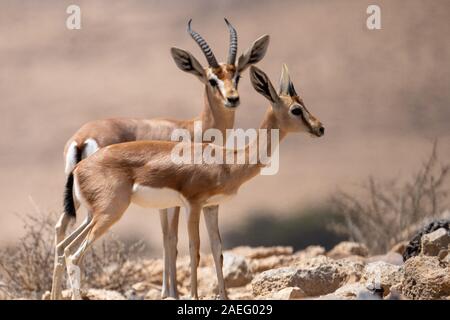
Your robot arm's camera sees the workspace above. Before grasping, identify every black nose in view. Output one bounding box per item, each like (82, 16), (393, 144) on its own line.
(319, 127), (325, 135)
(227, 96), (240, 104)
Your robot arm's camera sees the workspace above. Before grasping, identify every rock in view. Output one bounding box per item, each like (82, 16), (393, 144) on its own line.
(294, 245), (326, 261)
(327, 242), (369, 259)
(84, 289), (126, 300)
(144, 288), (161, 300)
(223, 253), (253, 287)
(362, 261), (404, 296)
(131, 281), (160, 294)
(124, 289), (141, 300)
(366, 252), (404, 266)
(402, 255), (450, 299)
(122, 259), (164, 285)
(439, 249), (450, 262)
(314, 283), (379, 300)
(48, 288), (126, 300)
(250, 255), (295, 273)
(421, 228), (450, 257)
(384, 283), (405, 300)
(317, 283), (378, 300)
(335, 258), (365, 283)
(252, 267), (298, 297)
(403, 219), (450, 261)
(227, 285), (254, 300)
(197, 266), (217, 296)
(229, 246), (293, 259)
(438, 248), (448, 258)
(41, 291), (51, 300)
(252, 256), (353, 297)
(271, 287), (306, 300)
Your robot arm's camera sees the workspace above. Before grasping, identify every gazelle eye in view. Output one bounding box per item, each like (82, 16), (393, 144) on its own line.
(209, 79), (218, 87)
(291, 108), (303, 116)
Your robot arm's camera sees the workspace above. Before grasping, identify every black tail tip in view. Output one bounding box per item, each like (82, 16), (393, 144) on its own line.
(64, 172), (76, 218)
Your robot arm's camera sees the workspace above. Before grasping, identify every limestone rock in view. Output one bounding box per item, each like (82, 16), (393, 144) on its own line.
(316, 283), (378, 300)
(421, 228), (450, 257)
(84, 289), (126, 300)
(403, 219), (450, 261)
(362, 261), (404, 296)
(223, 253), (253, 287)
(144, 288), (161, 300)
(252, 256), (352, 297)
(293, 245), (325, 261)
(402, 255), (450, 299)
(229, 246), (293, 259)
(327, 242), (369, 259)
(271, 287), (306, 300)
(366, 252), (404, 266)
(249, 255), (295, 273)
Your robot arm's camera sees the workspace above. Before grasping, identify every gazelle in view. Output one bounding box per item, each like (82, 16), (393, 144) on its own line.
(51, 19), (270, 300)
(58, 65), (324, 300)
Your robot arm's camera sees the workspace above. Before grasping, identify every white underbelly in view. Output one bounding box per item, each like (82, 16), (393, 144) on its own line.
(131, 184), (235, 209)
(131, 184), (186, 209)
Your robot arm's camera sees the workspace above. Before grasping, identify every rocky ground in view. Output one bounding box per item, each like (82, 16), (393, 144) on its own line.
(42, 227), (450, 300)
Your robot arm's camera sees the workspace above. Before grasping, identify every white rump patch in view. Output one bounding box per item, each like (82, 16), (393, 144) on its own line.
(64, 138), (99, 175)
(131, 184), (187, 209)
(82, 138), (99, 159)
(65, 141), (78, 175)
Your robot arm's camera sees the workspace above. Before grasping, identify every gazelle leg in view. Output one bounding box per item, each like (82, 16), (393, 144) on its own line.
(51, 213), (90, 300)
(64, 206), (126, 300)
(64, 220), (96, 300)
(186, 203), (202, 300)
(159, 209), (170, 298)
(203, 205), (228, 300)
(167, 207), (180, 299)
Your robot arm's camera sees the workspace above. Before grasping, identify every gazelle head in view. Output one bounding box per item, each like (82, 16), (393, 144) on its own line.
(250, 65), (324, 137)
(171, 19), (270, 109)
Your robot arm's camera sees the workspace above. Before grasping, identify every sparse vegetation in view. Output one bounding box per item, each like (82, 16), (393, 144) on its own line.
(331, 142), (450, 254)
(0, 211), (147, 299)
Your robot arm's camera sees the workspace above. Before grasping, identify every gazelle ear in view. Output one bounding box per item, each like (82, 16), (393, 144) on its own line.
(250, 66), (279, 103)
(170, 47), (205, 82)
(279, 64), (297, 96)
(237, 35), (270, 73)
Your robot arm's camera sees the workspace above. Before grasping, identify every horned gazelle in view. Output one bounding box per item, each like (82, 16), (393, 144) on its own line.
(51, 19), (270, 300)
(58, 65), (324, 300)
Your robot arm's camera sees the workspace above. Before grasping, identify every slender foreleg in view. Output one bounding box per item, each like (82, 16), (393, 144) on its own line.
(186, 203), (202, 299)
(203, 205), (228, 299)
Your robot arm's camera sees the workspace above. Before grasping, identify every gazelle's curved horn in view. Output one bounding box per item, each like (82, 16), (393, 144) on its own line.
(187, 19), (219, 68)
(224, 18), (237, 65)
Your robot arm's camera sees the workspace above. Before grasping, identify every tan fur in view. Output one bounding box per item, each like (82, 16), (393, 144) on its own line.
(53, 35), (272, 300)
(66, 65), (324, 299)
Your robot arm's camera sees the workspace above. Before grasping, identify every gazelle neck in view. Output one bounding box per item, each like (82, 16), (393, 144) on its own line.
(198, 86), (235, 137)
(255, 108), (288, 162)
(229, 107), (288, 180)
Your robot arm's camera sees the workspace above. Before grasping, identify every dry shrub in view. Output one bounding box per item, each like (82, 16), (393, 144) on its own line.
(0, 211), (146, 300)
(331, 142), (450, 254)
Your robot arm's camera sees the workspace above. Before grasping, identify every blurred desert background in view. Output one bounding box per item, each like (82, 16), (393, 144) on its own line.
(0, 0), (449, 256)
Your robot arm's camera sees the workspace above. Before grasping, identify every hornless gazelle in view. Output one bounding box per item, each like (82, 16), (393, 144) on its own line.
(51, 19), (270, 300)
(58, 65), (324, 300)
